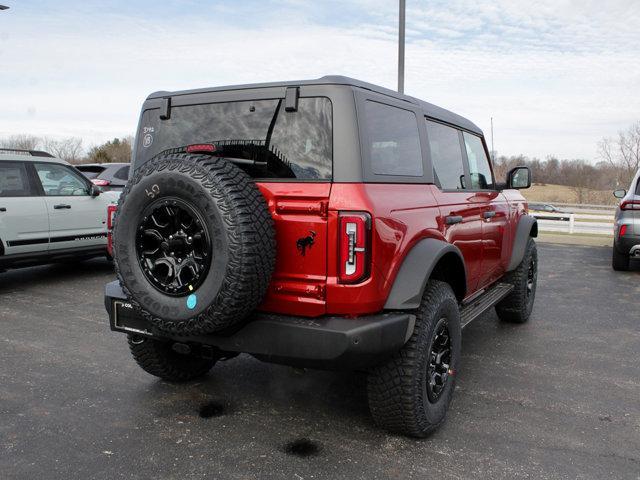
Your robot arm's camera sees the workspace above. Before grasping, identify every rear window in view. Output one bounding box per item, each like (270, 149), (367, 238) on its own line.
(77, 166), (106, 179)
(137, 97), (332, 180)
(114, 166), (130, 180)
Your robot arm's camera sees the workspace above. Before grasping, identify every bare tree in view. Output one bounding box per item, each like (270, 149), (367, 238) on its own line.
(87, 136), (133, 163)
(598, 121), (640, 187)
(42, 137), (84, 164)
(0, 134), (42, 151)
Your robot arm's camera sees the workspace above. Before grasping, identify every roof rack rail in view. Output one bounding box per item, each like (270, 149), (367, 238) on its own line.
(0, 148), (54, 158)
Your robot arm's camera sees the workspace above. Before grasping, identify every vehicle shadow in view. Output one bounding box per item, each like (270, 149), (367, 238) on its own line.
(0, 258), (114, 293)
(131, 356), (375, 435)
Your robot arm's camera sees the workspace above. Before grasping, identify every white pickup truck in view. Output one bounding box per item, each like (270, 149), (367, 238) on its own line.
(0, 149), (119, 270)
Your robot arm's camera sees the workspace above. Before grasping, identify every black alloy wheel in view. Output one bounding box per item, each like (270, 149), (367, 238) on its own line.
(136, 198), (211, 296)
(426, 318), (452, 403)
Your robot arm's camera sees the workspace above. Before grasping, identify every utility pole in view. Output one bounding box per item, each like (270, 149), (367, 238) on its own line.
(398, 0), (405, 94)
(490, 117), (495, 161)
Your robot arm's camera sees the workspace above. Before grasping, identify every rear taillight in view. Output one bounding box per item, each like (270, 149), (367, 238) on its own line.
(107, 205), (117, 257)
(92, 179), (111, 186)
(619, 224), (628, 238)
(338, 212), (371, 284)
(620, 200), (640, 210)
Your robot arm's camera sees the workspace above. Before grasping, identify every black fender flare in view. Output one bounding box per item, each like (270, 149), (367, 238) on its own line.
(506, 215), (538, 271)
(384, 238), (467, 310)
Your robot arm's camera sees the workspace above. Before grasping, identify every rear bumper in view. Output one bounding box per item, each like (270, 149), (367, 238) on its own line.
(615, 233), (640, 256)
(105, 281), (415, 370)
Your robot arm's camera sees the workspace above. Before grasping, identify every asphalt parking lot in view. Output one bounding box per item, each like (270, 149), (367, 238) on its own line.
(1, 243), (639, 480)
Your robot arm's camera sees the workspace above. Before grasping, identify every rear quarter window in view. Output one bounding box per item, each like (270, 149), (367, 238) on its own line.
(0, 162), (34, 197)
(363, 101), (423, 177)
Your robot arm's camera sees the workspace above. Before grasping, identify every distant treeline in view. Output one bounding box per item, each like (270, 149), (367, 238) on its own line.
(494, 121), (640, 202)
(0, 134), (133, 165)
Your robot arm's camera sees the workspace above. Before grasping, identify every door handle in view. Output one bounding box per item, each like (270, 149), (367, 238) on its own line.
(0, 207), (6, 212)
(445, 215), (463, 225)
(54, 204), (71, 209)
(483, 211), (496, 219)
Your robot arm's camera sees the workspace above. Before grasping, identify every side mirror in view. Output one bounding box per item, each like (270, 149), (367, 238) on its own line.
(613, 189), (627, 199)
(89, 185), (102, 197)
(506, 166), (531, 189)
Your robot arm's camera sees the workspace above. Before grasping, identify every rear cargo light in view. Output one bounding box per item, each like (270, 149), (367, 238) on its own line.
(186, 143), (216, 154)
(619, 224), (628, 238)
(107, 205), (117, 257)
(338, 212), (371, 284)
(92, 179), (111, 186)
(620, 200), (640, 210)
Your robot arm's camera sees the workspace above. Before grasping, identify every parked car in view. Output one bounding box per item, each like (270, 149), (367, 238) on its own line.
(528, 202), (571, 221)
(76, 163), (130, 191)
(0, 148), (119, 271)
(612, 170), (640, 270)
(104, 76), (538, 437)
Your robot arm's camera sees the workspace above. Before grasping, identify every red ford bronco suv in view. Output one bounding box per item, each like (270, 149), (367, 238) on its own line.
(105, 76), (538, 437)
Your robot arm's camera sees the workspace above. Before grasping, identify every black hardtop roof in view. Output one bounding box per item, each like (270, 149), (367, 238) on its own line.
(147, 75), (482, 135)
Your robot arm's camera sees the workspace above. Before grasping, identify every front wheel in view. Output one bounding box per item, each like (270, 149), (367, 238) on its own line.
(127, 335), (216, 382)
(496, 238), (537, 323)
(367, 280), (461, 437)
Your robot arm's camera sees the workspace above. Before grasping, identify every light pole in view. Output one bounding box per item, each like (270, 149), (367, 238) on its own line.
(0, 5), (10, 10)
(398, 0), (405, 94)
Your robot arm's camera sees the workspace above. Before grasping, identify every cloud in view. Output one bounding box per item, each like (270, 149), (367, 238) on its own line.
(0, 0), (639, 160)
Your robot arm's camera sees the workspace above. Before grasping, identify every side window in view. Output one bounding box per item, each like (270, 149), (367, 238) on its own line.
(426, 120), (466, 189)
(0, 162), (34, 197)
(635, 177), (640, 196)
(34, 163), (90, 196)
(463, 132), (494, 190)
(363, 101), (423, 177)
(114, 166), (130, 180)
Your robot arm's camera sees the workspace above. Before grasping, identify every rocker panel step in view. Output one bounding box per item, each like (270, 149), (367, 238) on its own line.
(460, 283), (514, 328)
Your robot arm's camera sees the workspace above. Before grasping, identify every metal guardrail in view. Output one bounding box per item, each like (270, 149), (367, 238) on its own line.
(540, 201), (616, 211)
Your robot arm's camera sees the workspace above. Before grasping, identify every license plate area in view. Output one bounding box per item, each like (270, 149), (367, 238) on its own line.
(112, 300), (152, 336)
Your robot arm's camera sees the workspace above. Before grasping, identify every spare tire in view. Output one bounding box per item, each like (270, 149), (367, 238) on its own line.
(112, 153), (276, 335)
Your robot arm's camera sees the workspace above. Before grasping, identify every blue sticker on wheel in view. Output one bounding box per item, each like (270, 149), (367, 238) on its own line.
(186, 294), (197, 310)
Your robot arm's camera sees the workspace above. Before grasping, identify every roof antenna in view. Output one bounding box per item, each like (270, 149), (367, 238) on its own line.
(398, 0), (405, 94)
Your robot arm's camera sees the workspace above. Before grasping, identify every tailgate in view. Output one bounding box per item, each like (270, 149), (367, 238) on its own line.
(256, 182), (331, 317)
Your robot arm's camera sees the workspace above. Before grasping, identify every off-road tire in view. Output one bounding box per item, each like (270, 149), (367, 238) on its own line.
(128, 335), (216, 382)
(496, 238), (537, 323)
(612, 247), (630, 271)
(113, 154), (276, 335)
(367, 280), (461, 438)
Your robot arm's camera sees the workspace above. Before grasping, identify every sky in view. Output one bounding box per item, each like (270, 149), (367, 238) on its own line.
(1, 0), (639, 161)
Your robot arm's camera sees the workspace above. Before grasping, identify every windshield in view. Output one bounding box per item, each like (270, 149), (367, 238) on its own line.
(136, 97), (332, 180)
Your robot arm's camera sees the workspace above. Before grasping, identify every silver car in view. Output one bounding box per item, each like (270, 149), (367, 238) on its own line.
(0, 149), (119, 271)
(612, 169), (640, 270)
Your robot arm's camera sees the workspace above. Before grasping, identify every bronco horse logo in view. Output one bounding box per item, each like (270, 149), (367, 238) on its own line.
(296, 231), (316, 256)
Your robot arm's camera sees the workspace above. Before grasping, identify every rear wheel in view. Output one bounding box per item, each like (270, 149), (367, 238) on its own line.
(612, 247), (630, 271)
(367, 280), (461, 437)
(127, 335), (216, 382)
(496, 238), (537, 323)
